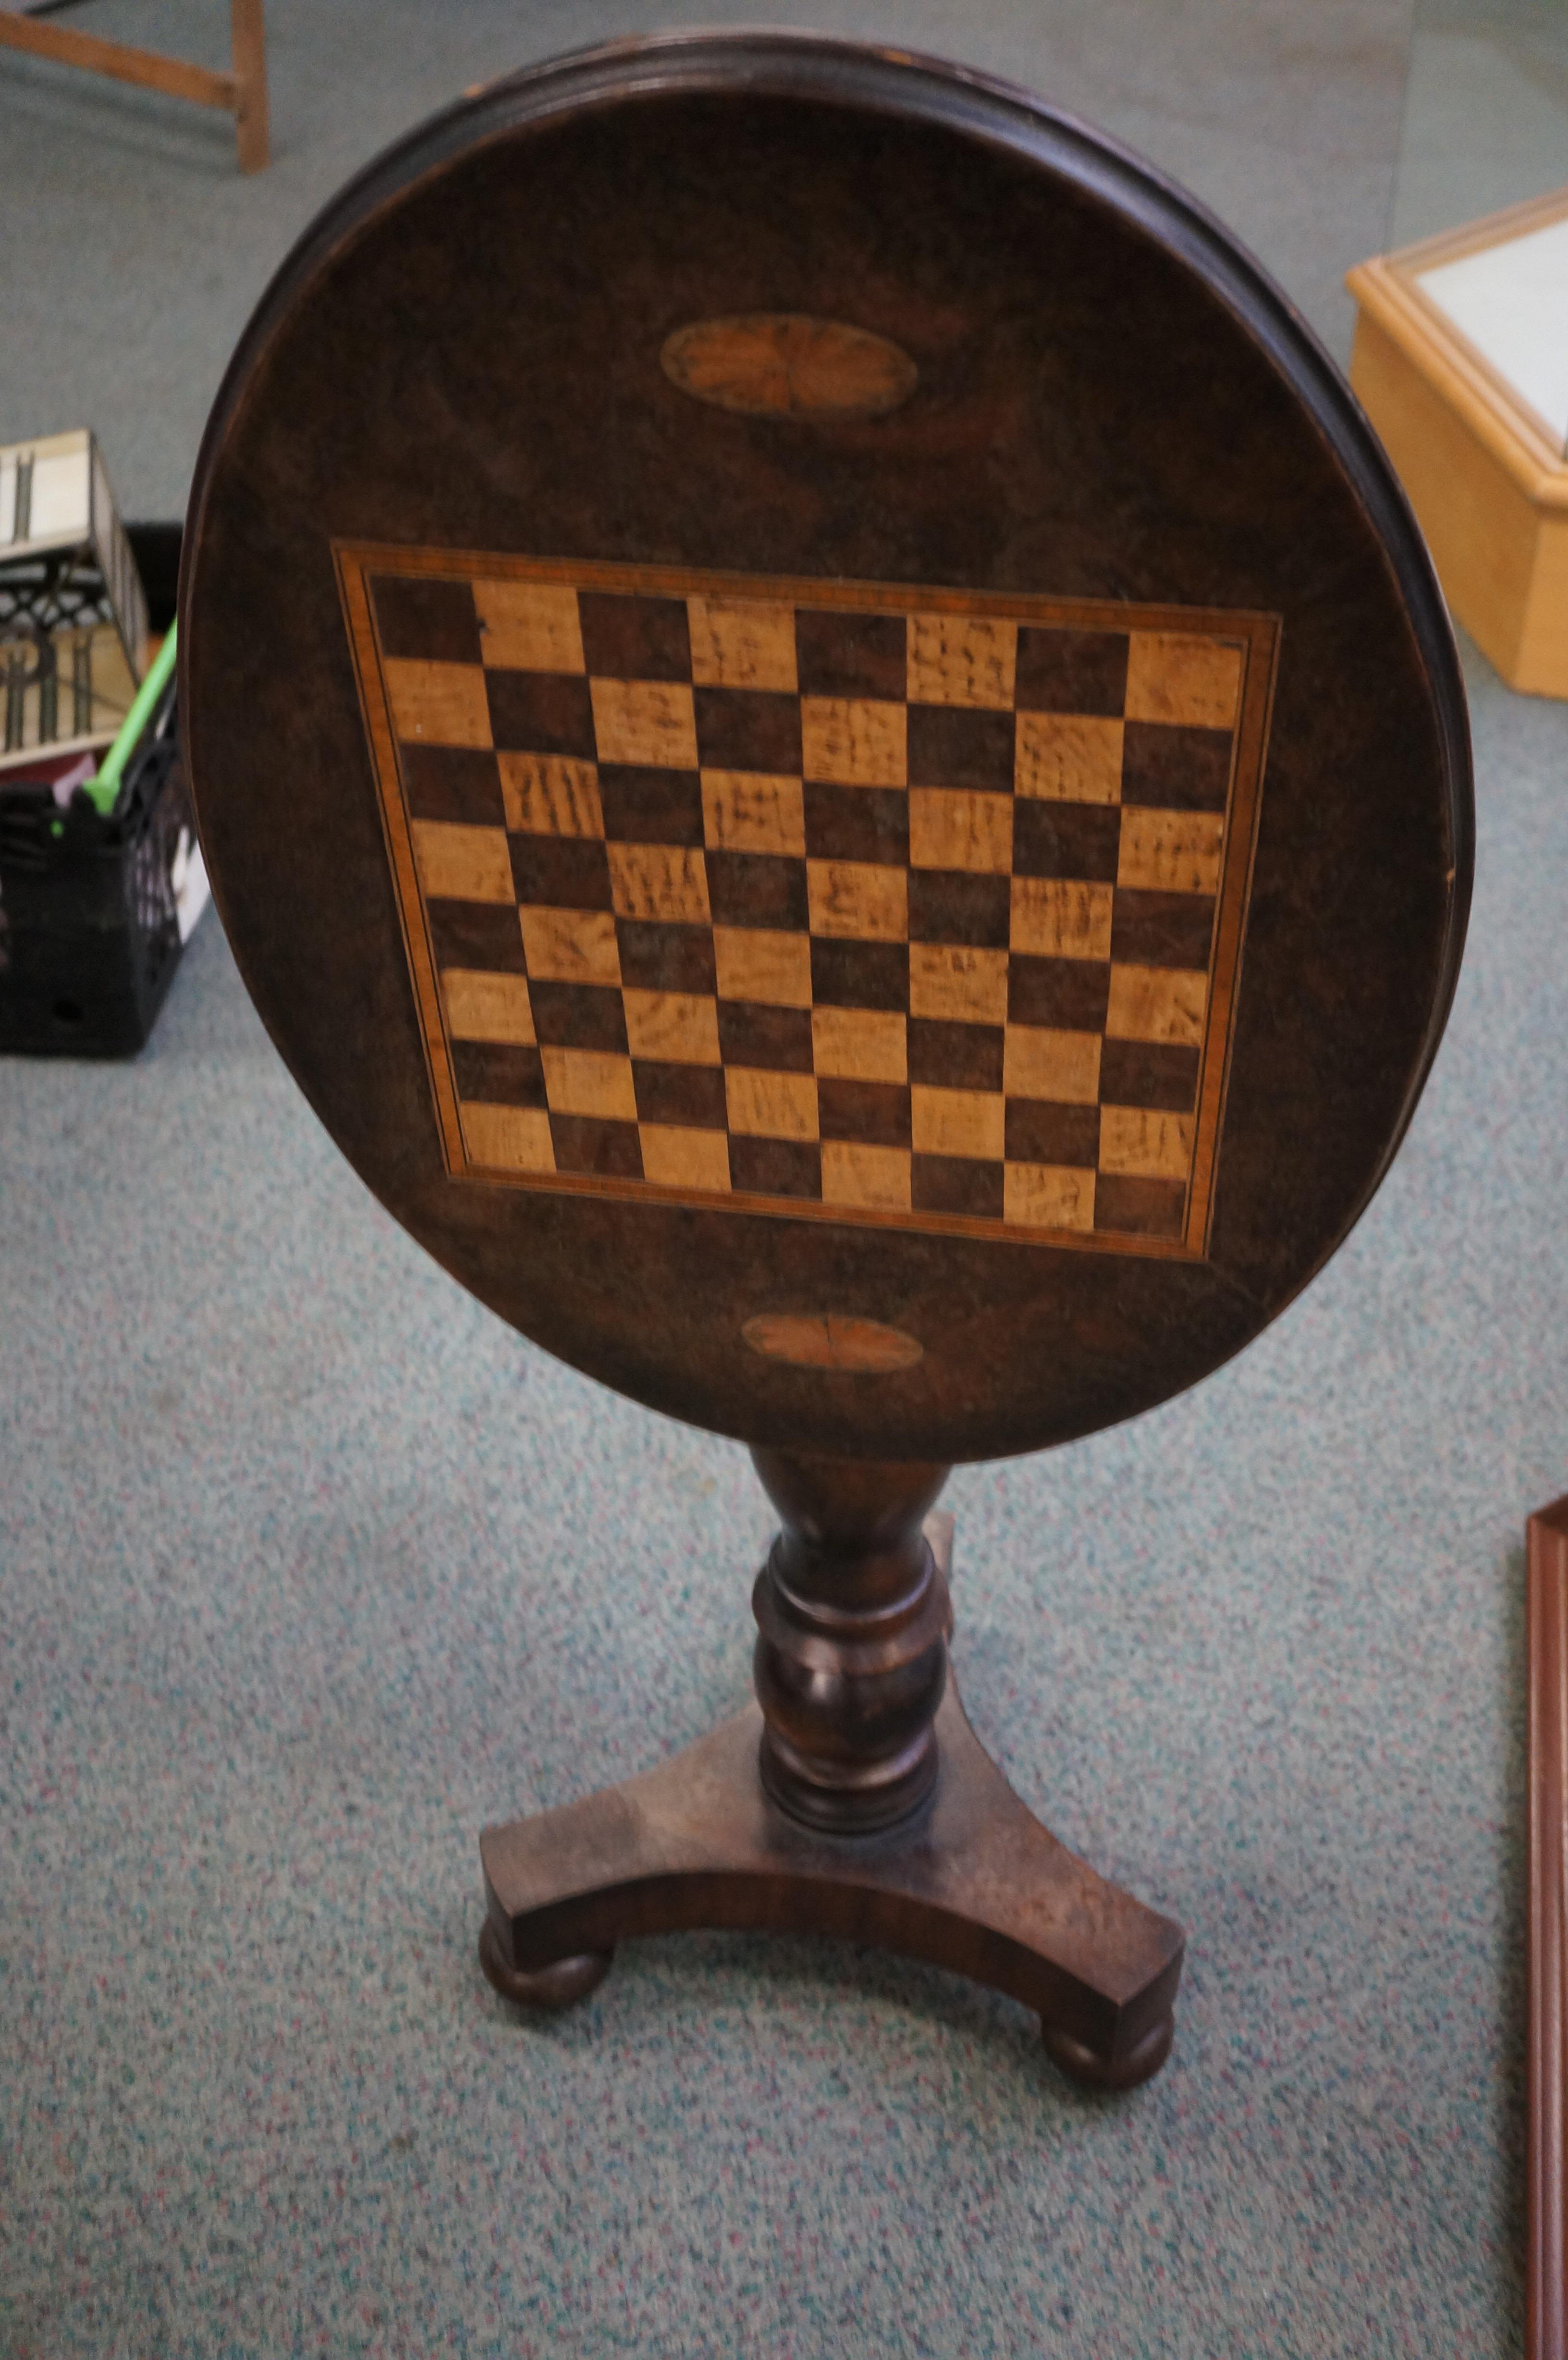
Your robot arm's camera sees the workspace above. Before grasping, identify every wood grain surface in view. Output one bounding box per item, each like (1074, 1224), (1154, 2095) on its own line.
(0, 0), (269, 173)
(181, 34), (1471, 1462)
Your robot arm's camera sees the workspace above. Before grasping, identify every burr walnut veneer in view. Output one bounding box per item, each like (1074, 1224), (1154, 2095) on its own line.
(180, 37), (1471, 2088)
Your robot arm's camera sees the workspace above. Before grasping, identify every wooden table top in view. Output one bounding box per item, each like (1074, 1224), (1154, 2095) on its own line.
(181, 34), (1471, 1463)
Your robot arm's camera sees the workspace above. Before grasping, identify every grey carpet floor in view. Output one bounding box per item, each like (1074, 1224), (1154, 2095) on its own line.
(3, 5), (1565, 2356)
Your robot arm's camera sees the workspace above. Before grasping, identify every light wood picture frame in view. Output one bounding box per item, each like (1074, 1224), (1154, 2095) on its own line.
(1347, 189), (1568, 699)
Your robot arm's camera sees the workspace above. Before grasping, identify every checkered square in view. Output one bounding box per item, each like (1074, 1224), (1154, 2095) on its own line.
(354, 558), (1268, 1255)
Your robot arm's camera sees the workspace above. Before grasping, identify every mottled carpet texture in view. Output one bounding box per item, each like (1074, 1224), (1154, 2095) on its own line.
(3, 2), (1565, 2353)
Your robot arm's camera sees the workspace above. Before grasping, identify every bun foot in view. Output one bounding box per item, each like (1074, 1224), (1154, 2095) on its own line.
(1043, 2011), (1173, 2091)
(478, 1917), (613, 2009)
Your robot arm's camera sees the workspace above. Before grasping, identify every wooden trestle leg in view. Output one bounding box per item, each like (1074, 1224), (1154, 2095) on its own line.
(479, 1452), (1184, 2090)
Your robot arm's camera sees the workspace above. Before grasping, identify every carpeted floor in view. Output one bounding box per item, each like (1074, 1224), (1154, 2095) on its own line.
(4, 5), (1566, 2356)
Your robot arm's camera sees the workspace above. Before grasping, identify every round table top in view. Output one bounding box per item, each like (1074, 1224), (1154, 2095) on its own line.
(182, 34), (1471, 1464)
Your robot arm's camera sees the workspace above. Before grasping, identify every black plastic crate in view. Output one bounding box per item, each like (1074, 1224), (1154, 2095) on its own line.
(0, 522), (195, 1058)
(0, 682), (192, 1057)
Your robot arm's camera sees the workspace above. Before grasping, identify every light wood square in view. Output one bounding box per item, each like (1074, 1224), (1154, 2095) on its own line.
(821, 1140), (912, 1211)
(589, 678), (699, 770)
(639, 1125), (732, 1192)
(411, 819), (514, 904)
(441, 968), (536, 1045)
(384, 659), (492, 750)
(907, 944), (1009, 1025)
(811, 1006), (907, 1084)
(725, 1066), (820, 1142)
(540, 1045), (638, 1122)
(1116, 808), (1225, 896)
(1015, 713), (1123, 803)
(1011, 876), (1114, 960)
(1003, 1025), (1101, 1105)
(459, 1103), (554, 1173)
(800, 697), (907, 787)
(908, 788), (1013, 874)
(518, 906), (622, 987)
(687, 596), (798, 692)
(607, 842), (711, 925)
(1105, 963), (1208, 1047)
(910, 1085), (1005, 1161)
(701, 770), (805, 857)
(906, 614), (1017, 709)
(807, 859), (908, 942)
(473, 580), (585, 673)
(1124, 634), (1243, 730)
(622, 990), (721, 1065)
(712, 926), (814, 1009)
(499, 753), (602, 838)
(1099, 1105), (1194, 1180)
(1004, 1162), (1096, 1230)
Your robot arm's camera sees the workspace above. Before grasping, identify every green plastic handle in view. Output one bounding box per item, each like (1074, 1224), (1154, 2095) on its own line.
(85, 623), (178, 817)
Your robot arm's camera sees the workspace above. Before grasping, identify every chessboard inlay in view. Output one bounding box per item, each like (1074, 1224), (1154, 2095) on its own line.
(337, 547), (1277, 1260)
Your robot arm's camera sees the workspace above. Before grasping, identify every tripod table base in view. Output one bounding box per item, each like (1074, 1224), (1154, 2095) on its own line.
(480, 1676), (1183, 2092)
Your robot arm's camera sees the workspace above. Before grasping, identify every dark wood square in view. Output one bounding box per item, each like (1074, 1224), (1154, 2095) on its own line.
(632, 1061), (729, 1128)
(728, 1135), (822, 1199)
(1099, 1039), (1201, 1112)
(795, 608), (906, 701)
(1008, 955), (1112, 1031)
(1004, 1098), (1101, 1166)
(1121, 724), (1233, 811)
(1014, 627), (1128, 716)
(1013, 800), (1122, 882)
(911, 1154), (1005, 1219)
(707, 849), (809, 932)
(809, 938), (910, 1012)
(451, 1040), (547, 1107)
(578, 591), (692, 681)
(598, 766), (705, 847)
(549, 1113), (644, 1179)
(399, 745), (505, 827)
(816, 1078), (912, 1147)
(717, 1001), (814, 1071)
(426, 897), (529, 974)
(615, 919), (717, 994)
(371, 573), (482, 664)
(528, 981), (628, 1052)
(908, 1018), (1004, 1091)
(508, 833), (613, 910)
(1111, 890), (1216, 971)
(907, 869), (1011, 948)
(802, 781), (908, 866)
(907, 705), (1015, 793)
(487, 669), (597, 758)
(694, 686), (803, 773)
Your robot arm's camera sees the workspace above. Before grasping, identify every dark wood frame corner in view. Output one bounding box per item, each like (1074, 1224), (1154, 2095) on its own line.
(1529, 1494), (1568, 2360)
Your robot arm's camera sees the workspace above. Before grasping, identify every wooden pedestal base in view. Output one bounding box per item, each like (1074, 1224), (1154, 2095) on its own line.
(479, 1456), (1184, 2090)
(481, 1677), (1181, 2088)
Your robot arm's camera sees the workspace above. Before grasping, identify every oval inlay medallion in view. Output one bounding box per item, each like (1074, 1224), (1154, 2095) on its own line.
(661, 314), (918, 420)
(742, 1314), (924, 1373)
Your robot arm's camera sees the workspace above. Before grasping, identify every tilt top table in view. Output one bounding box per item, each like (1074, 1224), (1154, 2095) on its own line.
(180, 35), (1471, 2090)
